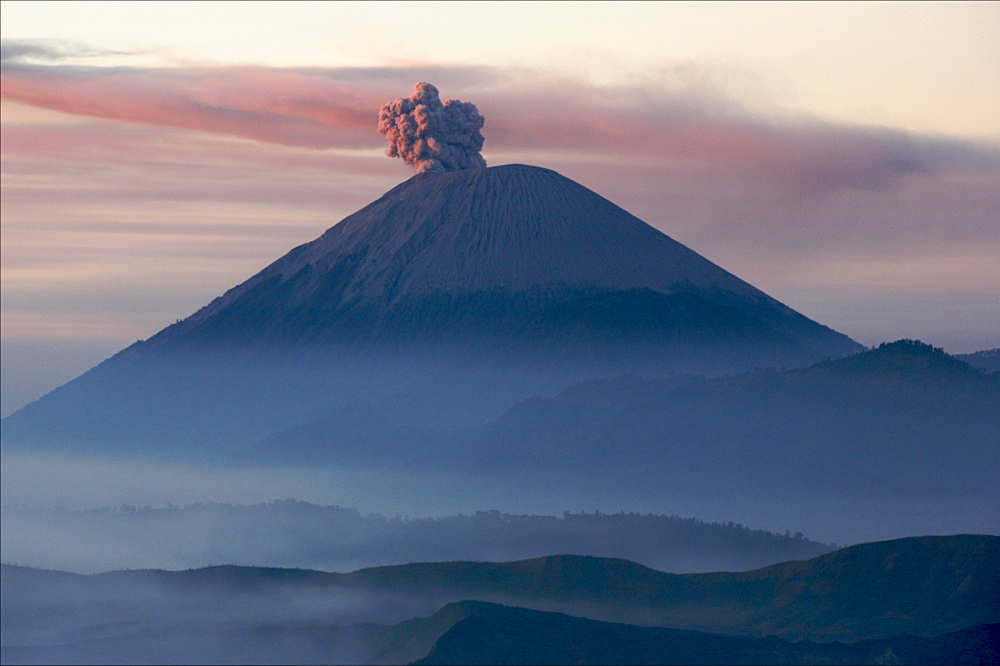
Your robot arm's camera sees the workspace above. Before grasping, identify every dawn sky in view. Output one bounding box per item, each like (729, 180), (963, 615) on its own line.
(2, 1), (999, 416)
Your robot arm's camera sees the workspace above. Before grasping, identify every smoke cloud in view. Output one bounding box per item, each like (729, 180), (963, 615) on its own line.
(378, 82), (486, 173)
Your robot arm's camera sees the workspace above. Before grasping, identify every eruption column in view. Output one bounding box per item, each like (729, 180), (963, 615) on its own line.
(377, 82), (486, 173)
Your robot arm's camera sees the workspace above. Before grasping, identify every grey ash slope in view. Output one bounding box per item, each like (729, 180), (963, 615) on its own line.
(159, 164), (851, 353)
(2, 164), (859, 456)
(182, 165), (764, 317)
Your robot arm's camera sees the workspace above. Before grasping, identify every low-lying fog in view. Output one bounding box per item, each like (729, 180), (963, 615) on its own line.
(2, 451), (996, 574)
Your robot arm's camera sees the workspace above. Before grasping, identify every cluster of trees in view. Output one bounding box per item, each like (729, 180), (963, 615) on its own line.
(2, 499), (832, 574)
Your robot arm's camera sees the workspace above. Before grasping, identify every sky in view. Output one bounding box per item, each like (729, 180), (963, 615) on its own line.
(2, 1), (999, 417)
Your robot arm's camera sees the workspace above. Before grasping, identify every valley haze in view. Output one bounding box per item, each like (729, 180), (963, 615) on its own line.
(2, 158), (996, 562)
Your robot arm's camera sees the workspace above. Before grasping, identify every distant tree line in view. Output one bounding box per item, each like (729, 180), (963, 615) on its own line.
(1, 499), (833, 575)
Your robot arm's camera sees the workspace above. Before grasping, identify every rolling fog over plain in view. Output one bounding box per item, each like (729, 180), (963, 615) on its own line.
(3, 448), (995, 575)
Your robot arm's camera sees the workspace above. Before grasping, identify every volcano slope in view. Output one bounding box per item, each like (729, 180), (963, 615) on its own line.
(2, 164), (859, 458)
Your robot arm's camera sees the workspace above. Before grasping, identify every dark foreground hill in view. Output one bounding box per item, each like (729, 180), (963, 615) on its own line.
(1, 164), (859, 457)
(337, 534), (1000, 642)
(3, 535), (997, 665)
(412, 602), (1000, 666)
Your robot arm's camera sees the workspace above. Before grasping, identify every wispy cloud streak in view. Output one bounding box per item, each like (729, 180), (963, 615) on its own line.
(0, 39), (131, 63)
(2, 64), (380, 149)
(4, 45), (997, 199)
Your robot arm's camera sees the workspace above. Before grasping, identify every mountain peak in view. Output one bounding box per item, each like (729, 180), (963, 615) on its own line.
(197, 162), (759, 314)
(154, 163), (856, 357)
(3, 163), (861, 453)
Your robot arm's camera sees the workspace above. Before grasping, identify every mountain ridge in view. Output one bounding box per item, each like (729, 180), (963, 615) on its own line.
(248, 339), (1000, 508)
(3, 535), (997, 646)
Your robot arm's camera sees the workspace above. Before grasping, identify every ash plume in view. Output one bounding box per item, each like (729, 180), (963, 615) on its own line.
(377, 82), (486, 173)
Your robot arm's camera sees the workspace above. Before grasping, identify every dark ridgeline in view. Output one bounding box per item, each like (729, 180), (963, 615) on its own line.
(243, 340), (998, 511)
(3, 535), (998, 665)
(956, 348), (1000, 373)
(1, 164), (860, 457)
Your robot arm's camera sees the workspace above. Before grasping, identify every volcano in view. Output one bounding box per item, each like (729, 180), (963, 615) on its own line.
(2, 164), (860, 458)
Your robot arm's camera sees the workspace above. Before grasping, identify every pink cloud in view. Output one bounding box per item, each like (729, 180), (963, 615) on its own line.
(0, 121), (396, 217)
(5, 57), (996, 202)
(476, 86), (938, 197)
(1, 64), (386, 149)
(3, 52), (997, 251)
